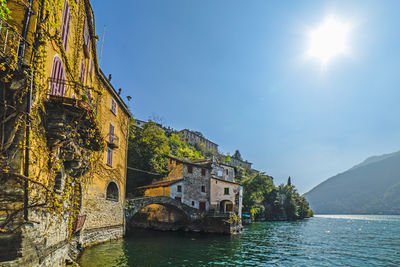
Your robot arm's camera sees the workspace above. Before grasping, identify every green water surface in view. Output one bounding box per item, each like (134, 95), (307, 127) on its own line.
(78, 215), (400, 266)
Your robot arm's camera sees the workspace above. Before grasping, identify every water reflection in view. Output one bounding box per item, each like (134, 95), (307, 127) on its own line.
(79, 216), (400, 266)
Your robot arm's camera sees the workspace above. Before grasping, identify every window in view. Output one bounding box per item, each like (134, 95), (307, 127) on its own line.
(224, 188), (229, 195)
(89, 58), (94, 80)
(54, 169), (65, 191)
(50, 56), (65, 96)
(83, 18), (90, 57)
(106, 147), (113, 167)
(201, 169), (206, 176)
(192, 201), (195, 206)
(109, 123), (115, 143)
(174, 196), (181, 202)
(177, 185), (182, 192)
(106, 182), (119, 201)
(187, 166), (193, 173)
(226, 169), (229, 175)
(201, 185), (205, 193)
(217, 170), (223, 176)
(60, 0), (71, 50)
(111, 98), (117, 114)
(80, 60), (85, 83)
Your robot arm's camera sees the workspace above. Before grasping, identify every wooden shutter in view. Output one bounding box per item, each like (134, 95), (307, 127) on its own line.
(80, 60), (85, 83)
(60, 0), (71, 50)
(107, 147), (113, 166)
(109, 123), (114, 143)
(111, 98), (117, 114)
(50, 57), (65, 96)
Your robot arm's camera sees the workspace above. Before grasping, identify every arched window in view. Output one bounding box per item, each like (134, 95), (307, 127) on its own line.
(106, 182), (119, 201)
(50, 56), (65, 96)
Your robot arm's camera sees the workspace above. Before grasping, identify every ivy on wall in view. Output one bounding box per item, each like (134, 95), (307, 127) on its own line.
(0, 0), (128, 238)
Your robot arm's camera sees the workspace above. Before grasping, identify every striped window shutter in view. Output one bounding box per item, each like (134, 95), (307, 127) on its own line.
(111, 98), (117, 114)
(50, 57), (65, 96)
(107, 148), (113, 166)
(84, 19), (91, 51)
(60, 0), (71, 50)
(80, 60), (85, 83)
(109, 123), (114, 143)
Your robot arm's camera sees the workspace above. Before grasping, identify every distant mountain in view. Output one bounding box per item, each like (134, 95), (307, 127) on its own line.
(304, 150), (400, 215)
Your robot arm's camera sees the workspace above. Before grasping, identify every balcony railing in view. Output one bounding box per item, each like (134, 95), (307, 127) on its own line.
(48, 78), (96, 111)
(107, 134), (119, 149)
(0, 18), (32, 66)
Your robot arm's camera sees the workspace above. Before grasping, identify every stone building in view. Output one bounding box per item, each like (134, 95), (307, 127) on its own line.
(139, 156), (212, 211)
(140, 157), (242, 218)
(227, 157), (252, 170)
(179, 129), (218, 152)
(0, 1), (130, 266)
(195, 160), (242, 217)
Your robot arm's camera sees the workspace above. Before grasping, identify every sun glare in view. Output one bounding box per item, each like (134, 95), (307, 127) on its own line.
(307, 15), (352, 67)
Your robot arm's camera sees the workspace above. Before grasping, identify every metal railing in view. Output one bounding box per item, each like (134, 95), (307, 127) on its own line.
(47, 78), (97, 112)
(107, 134), (120, 148)
(0, 18), (32, 66)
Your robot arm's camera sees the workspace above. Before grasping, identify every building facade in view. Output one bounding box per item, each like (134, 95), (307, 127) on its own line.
(179, 129), (218, 152)
(195, 160), (242, 217)
(140, 157), (242, 218)
(227, 157), (252, 170)
(140, 156), (212, 211)
(0, 1), (130, 265)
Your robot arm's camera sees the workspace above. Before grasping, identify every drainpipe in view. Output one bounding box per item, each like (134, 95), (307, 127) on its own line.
(18, 0), (33, 66)
(21, 0), (34, 221)
(23, 68), (34, 221)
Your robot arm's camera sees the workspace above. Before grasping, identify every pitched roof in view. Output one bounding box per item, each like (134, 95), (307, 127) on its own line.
(211, 177), (240, 185)
(166, 155), (212, 169)
(136, 179), (183, 189)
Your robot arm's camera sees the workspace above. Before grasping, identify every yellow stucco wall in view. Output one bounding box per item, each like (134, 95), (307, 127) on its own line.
(144, 186), (171, 197)
(6, 0), (130, 235)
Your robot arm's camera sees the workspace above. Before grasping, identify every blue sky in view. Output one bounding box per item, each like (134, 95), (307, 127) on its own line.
(92, 0), (400, 193)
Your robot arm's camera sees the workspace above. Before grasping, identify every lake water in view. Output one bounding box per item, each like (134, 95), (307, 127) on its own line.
(78, 215), (400, 266)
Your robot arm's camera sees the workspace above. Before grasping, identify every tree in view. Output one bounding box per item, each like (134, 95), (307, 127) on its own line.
(0, 0), (11, 20)
(287, 176), (292, 186)
(126, 121), (170, 190)
(233, 150), (243, 160)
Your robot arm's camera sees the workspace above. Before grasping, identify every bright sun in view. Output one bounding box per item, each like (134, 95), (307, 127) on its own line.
(307, 15), (352, 66)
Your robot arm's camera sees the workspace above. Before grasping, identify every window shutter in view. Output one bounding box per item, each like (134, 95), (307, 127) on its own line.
(61, 0), (71, 50)
(111, 98), (117, 114)
(107, 148), (113, 166)
(109, 123), (114, 143)
(80, 60), (85, 83)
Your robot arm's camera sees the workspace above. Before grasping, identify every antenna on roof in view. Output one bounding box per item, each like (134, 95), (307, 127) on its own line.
(99, 25), (106, 66)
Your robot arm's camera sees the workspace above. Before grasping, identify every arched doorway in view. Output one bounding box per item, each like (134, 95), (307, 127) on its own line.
(219, 200), (233, 213)
(50, 56), (65, 96)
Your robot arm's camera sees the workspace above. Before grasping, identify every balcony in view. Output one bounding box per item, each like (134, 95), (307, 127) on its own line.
(0, 18), (33, 67)
(107, 134), (120, 149)
(48, 78), (96, 112)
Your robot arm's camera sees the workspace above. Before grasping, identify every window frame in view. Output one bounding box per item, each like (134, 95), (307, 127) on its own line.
(177, 185), (182, 192)
(187, 166), (193, 174)
(111, 98), (117, 115)
(106, 147), (113, 167)
(60, 0), (71, 51)
(224, 188), (229, 195)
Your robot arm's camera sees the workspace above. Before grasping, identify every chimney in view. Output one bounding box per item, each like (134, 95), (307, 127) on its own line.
(118, 88), (121, 95)
(108, 74), (112, 81)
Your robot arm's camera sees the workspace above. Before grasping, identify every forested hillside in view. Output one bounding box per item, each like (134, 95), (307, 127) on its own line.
(304, 151), (400, 215)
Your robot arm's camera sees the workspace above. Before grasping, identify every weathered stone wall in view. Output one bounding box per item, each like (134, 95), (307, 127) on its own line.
(182, 176), (210, 210)
(210, 178), (240, 212)
(167, 159), (184, 180)
(211, 163), (235, 182)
